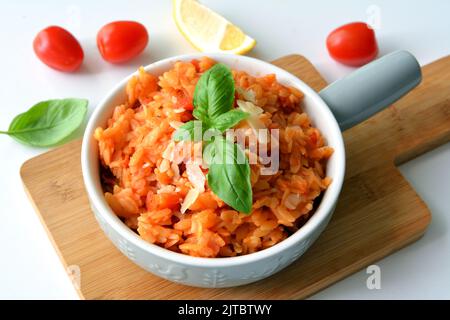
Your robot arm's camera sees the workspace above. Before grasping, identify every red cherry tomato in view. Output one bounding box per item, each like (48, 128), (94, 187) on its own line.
(97, 21), (149, 63)
(33, 26), (84, 72)
(326, 22), (378, 67)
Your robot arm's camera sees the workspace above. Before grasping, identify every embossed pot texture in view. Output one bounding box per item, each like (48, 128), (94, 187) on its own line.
(81, 53), (346, 288)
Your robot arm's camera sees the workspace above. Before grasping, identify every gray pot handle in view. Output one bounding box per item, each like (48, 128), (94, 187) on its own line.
(319, 50), (422, 130)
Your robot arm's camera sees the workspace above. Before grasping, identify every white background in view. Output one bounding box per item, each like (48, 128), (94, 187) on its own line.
(0, 0), (449, 299)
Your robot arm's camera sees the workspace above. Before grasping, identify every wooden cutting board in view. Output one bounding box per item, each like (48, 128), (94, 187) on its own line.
(21, 54), (450, 300)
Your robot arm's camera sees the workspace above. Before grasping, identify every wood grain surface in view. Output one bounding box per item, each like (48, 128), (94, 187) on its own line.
(21, 54), (449, 299)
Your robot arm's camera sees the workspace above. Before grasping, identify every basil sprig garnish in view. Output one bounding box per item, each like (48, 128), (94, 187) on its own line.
(173, 63), (252, 214)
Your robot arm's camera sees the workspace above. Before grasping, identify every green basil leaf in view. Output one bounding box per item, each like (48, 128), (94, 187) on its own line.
(193, 70), (211, 123)
(211, 109), (249, 132)
(192, 105), (209, 125)
(202, 141), (215, 167)
(193, 63), (235, 123)
(172, 120), (208, 141)
(206, 136), (252, 214)
(0, 98), (88, 147)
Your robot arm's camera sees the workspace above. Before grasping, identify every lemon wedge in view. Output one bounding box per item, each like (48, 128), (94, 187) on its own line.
(173, 0), (256, 54)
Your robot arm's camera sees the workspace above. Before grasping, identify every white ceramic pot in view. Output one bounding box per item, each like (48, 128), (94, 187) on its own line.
(81, 52), (421, 287)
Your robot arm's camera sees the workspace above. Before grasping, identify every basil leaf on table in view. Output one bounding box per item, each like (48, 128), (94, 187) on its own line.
(211, 109), (249, 132)
(205, 136), (252, 214)
(0, 98), (88, 147)
(193, 63), (235, 123)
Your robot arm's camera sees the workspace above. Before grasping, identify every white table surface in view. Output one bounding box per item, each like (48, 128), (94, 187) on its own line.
(0, 0), (449, 299)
